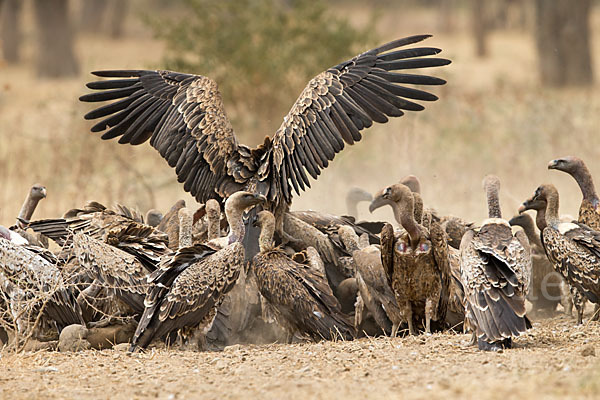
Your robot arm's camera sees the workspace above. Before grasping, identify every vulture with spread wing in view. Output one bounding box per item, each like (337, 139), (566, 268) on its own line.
(80, 35), (450, 256)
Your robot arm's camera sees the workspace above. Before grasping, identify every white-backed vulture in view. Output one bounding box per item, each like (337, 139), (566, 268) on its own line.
(509, 213), (572, 315)
(338, 225), (403, 337)
(377, 183), (451, 335)
(130, 192), (266, 350)
(460, 175), (531, 351)
(518, 195), (585, 322)
(251, 210), (354, 342)
(0, 232), (83, 339)
(528, 184), (600, 324)
(79, 35), (450, 258)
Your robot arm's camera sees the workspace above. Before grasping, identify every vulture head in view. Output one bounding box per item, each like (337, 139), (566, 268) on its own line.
(30, 184), (47, 201)
(547, 156), (584, 175)
(145, 209), (163, 227)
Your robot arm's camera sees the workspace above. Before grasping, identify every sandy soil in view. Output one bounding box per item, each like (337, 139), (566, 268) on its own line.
(1, 315), (599, 400)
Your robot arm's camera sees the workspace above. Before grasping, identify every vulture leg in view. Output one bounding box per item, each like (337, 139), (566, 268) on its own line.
(403, 302), (416, 335)
(391, 322), (399, 338)
(354, 293), (364, 330)
(560, 280), (573, 316)
(425, 297), (435, 335)
(572, 287), (585, 325)
(591, 304), (600, 322)
(77, 280), (102, 323)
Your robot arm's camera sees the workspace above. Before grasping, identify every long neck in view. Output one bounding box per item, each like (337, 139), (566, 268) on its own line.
(412, 193), (424, 224)
(534, 207), (547, 231)
(518, 218), (542, 248)
(17, 193), (41, 224)
(392, 199), (420, 248)
(572, 165), (599, 204)
(545, 194), (561, 229)
(178, 211), (193, 248)
(345, 198), (358, 219)
(486, 185), (501, 219)
(258, 220), (275, 252)
(207, 213), (221, 241)
(226, 206), (245, 244)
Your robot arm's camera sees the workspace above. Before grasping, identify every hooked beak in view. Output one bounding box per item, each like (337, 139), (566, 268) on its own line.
(517, 202), (527, 213)
(369, 191), (392, 213)
(40, 187), (47, 198)
(547, 159), (560, 170)
(253, 194), (267, 205)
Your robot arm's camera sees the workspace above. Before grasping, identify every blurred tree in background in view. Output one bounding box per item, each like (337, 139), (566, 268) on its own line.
(147, 0), (377, 142)
(33, 0), (79, 78)
(0, 0), (21, 63)
(534, 0), (594, 87)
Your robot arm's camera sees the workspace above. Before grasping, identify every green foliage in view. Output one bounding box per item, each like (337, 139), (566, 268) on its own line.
(146, 0), (377, 140)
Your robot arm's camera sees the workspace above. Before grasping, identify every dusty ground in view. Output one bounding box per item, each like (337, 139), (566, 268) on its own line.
(1, 315), (600, 400)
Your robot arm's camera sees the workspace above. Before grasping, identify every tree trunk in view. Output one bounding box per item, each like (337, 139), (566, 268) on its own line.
(80, 0), (108, 33)
(107, 0), (128, 38)
(472, 0), (488, 57)
(1, 0), (22, 63)
(534, 0), (593, 87)
(33, 0), (79, 78)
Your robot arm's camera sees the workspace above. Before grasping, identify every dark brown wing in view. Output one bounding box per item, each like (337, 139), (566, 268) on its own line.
(252, 250), (354, 340)
(80, 71), (250, 203)
(131, 243), (239, 350)
(430, 222), (451, 325)
(380, 223), (395, 285)
(267, 35), (449, 203)
(461, 225), (530, 343)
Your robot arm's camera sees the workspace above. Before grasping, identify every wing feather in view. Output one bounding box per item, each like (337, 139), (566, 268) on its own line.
(270, 35), (449, 200)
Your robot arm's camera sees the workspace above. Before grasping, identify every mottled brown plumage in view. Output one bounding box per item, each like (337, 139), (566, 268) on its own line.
(130, 192), (265, 351)
(79, 36), (449, 255)
(518, 194), (586, 322)
(529, 184), (600, 320)
(549, 156), (600, 230)
(252, 211), (354, 342)
(0, 238), (83, 337)
(156, 200), (186, 250)
(25, 201), (169, 271)
(509, 213), (571, 314)
(338, 225), (402, 336)
(460, 176), (531, 351)
(378, 183), (451, 335)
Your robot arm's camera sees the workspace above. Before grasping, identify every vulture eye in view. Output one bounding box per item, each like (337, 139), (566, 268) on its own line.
(396, 242), (407, 252)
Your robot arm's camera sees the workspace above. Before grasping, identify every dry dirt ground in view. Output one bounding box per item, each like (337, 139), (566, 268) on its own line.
(1, 314), (600, 400)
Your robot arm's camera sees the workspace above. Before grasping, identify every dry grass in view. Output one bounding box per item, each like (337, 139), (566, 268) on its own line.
(1, 5), (599, 229)
(1, 4), (600, 399)
(1, 316), (600, 399)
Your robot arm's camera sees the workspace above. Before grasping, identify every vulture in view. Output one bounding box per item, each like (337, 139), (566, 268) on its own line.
(377, 183), (451, 334)
(72, 228), (153, 320)
(460, 175), (531, 351)
(145, 209), (163, 228)
(518, 194), (585, 321)
(527, 184), (600, 323)
(370, 174), (472, 249)
(130, 192), (265, 350)
(548, 156), (600, 230)
(24, 201), (169, 271)
(0, 229), (83, 340)
(156, 199), (186, 250)
(548, 156), (600, 321)
(338, 225), (403, 337)
(345, 187), (373, 219)
(79, 35), (450, 258)
(251, 210), (355, 342)
(8, 184), (48, 247)
(509, 213), (571, 315)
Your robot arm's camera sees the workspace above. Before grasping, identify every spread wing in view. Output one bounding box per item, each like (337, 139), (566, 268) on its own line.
(80, 71), (252, 203)
(267, 34), (450, 203)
